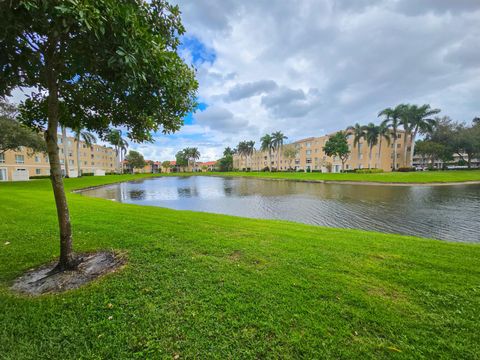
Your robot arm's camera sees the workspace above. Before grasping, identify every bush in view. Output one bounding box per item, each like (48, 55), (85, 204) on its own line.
(355, 168), (384, 174)
(30, 175), (50, 179)
(397, 167), (416, 172)
(261, 167), (270, 172)
(81, 172), (94, 176)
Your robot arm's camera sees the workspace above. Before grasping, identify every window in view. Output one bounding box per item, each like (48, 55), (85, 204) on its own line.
(306, 150), (312, 155)
(0, 153), (4, 163)
(306, 158), (312, 164)
(314, 149), (318, 153)
(306, 142), (311, 148)
(15, 155), (24, 164)
(35, 169), (41, 175)
(69, 160), (74, 165)
(35, 156), (40, 163)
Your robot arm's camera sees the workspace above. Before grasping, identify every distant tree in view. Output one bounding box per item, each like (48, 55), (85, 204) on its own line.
(260, 134), (274, 171)
(189, 147), (201, 171)
(218, 155), (233, 172)
(346, 123), (365, 166)
(283, 145), (298, 171)
(415, 140), (452, 169)
(363, 123), (380, 169)
(272, 131), (287, 170)
(376, 122), (391, 167)
(323, 131), (350, 172)
(454, 123), (480, 169)
(175, 150), (189, 171)
(0, 100), (45, 155)
(1, 0), (197, 270)
(223, 147), (236, 157)
(105, 130), (129, 174)
(378, 105), (403, 170)
(125, 151), (146, 172)
(162, 161), (171, 170)
(246, 141), (255, 170)
(73, 128), (96, 177)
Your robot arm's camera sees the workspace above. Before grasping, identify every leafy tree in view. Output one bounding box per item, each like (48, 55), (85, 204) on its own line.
(323, 131), (350, 172)
(454, 123), (480, 168)
(1, 0), (197, 270)
(415, 140), (452, 169)
(282, 145), (298, 171)
(223, 147), (236, 157)
(175, 150), (189, 171)
(246, 140), (255, 170)
(125, 150), (146, 171)
(363, 123), (380, 168)
(105, 129), (128, 174)
(272, 131), (287, 170)
(0, 100), (45, 155)
(218, 155), (233, 172)
(260, 134), (274, 171)
(161, 160), (171, 171)
(73, 127), (96, 176)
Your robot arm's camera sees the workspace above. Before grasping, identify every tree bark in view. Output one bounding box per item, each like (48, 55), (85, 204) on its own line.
(392, 132), (397, 171)
(409, 131), (417, 168)
(45, 65), (77, 271)
(403, 133), (409, 167)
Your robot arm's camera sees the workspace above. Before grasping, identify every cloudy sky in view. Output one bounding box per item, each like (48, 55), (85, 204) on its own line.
(11, 0), (480, 161)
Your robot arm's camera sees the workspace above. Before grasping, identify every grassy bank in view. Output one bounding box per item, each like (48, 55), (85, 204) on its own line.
(203, 169), (480, 184)
(1, 175), (479, 359)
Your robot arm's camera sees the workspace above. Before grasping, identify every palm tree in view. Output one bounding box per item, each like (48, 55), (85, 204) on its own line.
(379, 105), (403, 170)
(106, 129), (128, 173)
(73, 127), (96, 176)
(236, 141), (248, 170)
(376, 122), (391, 169)
(246, 140), (255, 170)
(363, 123), (380, 169)
(346, 123), (365, 168)
(189, 147), (201, 171)
(260, 134), (274, 171)
(223, 147), (236, 157)
(405, 104), (440, 166)
(272, 131), (287, 170)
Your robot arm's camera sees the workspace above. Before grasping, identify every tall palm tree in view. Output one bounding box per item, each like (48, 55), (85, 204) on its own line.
(346, 123), (365, 168)
(376, 122), (391, 169)
(272, 131), (288, 170)
(106, 129), (128, 173)
(223, 147), (236, 157)
(406, 104), (440, 166)
(189, 147), (201, 171)
(246, 140), (255, 170)
(73, 127), (96, 176)
(260, 134), (274, 171)
(379, 105), (403, 170)
(363, 123), (380, 169)
(236, 141), (248, 170)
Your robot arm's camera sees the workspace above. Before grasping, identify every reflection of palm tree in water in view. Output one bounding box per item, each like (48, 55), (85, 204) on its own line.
(129, 190), (146, 200)
(177, 186), (199, 198)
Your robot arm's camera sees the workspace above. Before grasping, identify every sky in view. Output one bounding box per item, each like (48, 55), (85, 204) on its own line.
(10, 0), (480, 161)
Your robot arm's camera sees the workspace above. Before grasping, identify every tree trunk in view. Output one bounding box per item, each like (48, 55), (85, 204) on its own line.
(409, 131), (417, 168)
(392, 132), (397, 171)
(377, 138), (382, 169)
(76, 134), (81, 176)
(369, 146), (373, 168)
(403, 133), (409, 167)
(62, 125), (69, 177)
(46, 67), (77, 271)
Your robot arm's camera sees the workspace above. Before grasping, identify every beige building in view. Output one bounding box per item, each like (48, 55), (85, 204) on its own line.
(234, 131), (412, 172)
(0, 135), (117, 181)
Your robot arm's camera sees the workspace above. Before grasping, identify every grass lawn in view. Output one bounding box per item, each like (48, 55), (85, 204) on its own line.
(202, 169), (480, 184)
(1, 175), (479, 359)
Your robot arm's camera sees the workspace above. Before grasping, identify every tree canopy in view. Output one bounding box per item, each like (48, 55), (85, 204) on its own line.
(125, 150), (146, 170)
(323, 131), (350, 171)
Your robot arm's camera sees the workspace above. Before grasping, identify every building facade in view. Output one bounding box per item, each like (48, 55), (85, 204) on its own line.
(234, 131), (412, 172)
(0, 135), (117, 181)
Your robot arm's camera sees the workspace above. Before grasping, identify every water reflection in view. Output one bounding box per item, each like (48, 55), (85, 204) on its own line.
(81, 176), (480, 243)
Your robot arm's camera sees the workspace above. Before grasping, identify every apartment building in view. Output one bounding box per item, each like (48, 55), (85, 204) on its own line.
(0, 135), (117, 181)
(233, 131), (412, 172)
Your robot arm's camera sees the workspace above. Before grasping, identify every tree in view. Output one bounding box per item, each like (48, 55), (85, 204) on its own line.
(346, 123), (365, 167)
(272, 131), (287, 171)
(236, 141), (248, 170)
(415, 140), (452, 169)
(73, 127), (96, 177)
(106, 129), (128, 174)
(1, 1), (197, 270)
(323, 131), (350, 172)
(363, 123), (380, 168)
(379, 105), (403, 170)
(454, 123), (480, 169)
(246, 141), (255, 170)
(376, 122), (391, 168)
(125, 150), (146, 172)
(0, 100), (45, 155)
(403, 104), (440, 166)
(218, 155), (233, 172)
(175, 150), (189, 171)
(283, 145), (298, 171)
(223, 147), (236, 157)
(162, 160), (171, 171)
(260, 134), (274, 171)
(189, 147), (200, 172)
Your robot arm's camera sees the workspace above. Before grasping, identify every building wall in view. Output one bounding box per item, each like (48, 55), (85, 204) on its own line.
(233, 131), (412, 172)
(0, 135), (117, 181)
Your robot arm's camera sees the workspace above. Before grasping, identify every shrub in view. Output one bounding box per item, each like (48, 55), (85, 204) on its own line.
(261, 167), (270, 172)
(81, 172), (94, 176)
(30, 175), (50, 179)
(397, 167), (416, 172)
(355, 168), (384, 174)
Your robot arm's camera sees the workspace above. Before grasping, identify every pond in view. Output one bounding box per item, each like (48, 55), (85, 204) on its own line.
(81, 176), (480, 243)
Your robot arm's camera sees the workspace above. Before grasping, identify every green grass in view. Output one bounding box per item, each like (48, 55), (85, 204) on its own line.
(0, 175), (479, 359)
(201, 169), (480, 183)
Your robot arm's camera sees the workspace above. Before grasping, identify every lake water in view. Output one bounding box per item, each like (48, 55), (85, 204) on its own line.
(81, 176), (480, 243)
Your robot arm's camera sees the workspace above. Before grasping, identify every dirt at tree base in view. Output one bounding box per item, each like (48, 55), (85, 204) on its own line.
(11, 251), (125, 296)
